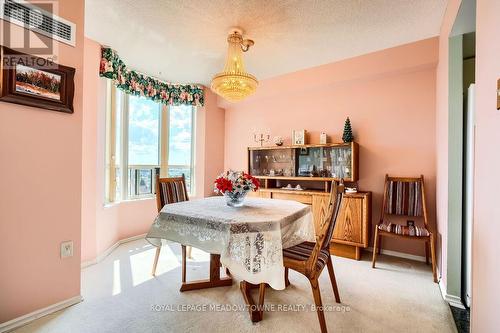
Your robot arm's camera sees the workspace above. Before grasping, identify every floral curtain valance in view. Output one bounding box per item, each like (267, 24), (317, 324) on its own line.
(99, 47), (204, 107)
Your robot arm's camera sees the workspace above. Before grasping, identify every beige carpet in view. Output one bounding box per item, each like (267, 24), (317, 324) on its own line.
(13, 239), (456, 333)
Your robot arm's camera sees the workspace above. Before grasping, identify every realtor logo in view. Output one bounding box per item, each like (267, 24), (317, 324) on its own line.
(1, 0), (59, 58)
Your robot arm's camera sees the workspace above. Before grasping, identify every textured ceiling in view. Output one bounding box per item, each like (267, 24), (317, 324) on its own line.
(85, 0), (447, 85)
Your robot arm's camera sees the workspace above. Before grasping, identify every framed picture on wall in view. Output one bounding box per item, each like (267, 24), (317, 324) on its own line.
(0, 46), (75, 113)
(292, 129), (306, 145)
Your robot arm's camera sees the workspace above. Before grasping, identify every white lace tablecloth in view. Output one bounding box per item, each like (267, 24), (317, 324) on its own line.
(146, 196), (314, 290)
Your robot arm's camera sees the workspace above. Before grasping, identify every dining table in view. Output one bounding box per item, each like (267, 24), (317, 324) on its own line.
(146, 195), (314, 322)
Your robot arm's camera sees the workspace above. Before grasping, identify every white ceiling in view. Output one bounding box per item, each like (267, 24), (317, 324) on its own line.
(85, 0), (447, 85)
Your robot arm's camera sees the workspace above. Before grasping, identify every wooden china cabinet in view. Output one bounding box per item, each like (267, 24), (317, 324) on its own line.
(247, 142), (371, 260)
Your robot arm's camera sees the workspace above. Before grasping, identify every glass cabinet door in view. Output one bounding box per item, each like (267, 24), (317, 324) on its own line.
(326, 146), (352, 179)
(249, 148), (295, 176)
(249, 143), (356, 181)
(297, 145), (353, 179)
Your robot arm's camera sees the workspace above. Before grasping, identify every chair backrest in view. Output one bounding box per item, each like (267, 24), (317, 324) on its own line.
(155, 174), (189, 213)
(381, 174), (428, 227)
(306, 181), (343, 275)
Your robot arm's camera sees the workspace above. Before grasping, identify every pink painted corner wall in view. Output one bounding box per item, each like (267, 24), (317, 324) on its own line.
(434, 0), (461, 292)
(82, 37), (99, 262)
(472, 0), (500, 330)
(201, 89), (226, 197)
(81, 38), (225, 263)
(81, 37), (162, 262)
(0, 0), (85, 323)
(81, 37), (157, 262)
(223, 38), (438, 257)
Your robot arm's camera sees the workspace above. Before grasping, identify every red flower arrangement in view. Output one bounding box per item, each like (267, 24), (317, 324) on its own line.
(214, 170), (260, 195)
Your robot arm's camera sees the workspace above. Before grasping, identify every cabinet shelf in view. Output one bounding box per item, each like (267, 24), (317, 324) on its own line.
(247, 142), (368, 261)
(248, 142), (359, 182)
(248, 142), (353, 150)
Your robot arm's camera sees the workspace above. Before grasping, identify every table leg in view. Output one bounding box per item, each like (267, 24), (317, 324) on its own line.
(179, 254), (232, 292)
(240, 281), (267, 322)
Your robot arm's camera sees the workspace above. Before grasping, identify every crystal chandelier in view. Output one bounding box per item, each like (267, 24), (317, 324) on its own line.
(211, 28), (258, 102)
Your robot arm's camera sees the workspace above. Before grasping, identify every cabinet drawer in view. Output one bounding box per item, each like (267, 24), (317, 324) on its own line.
(271, 192), (312, 204)
(333, 197), (363, 245)
(248, 190), (272, 199)
(247, 191), (260, 198)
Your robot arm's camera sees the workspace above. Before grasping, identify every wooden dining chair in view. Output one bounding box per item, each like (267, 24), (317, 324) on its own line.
(282, 182), (343, 333)
(371, 175), (437, 283)
(151, 174), (190, 280)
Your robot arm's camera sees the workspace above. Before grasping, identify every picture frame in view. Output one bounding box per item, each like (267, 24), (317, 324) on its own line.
(0, 46), (75, 113)
(292, 129), (306, 145)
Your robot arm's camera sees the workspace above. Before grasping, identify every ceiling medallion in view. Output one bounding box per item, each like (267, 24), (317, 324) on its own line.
(211, 27), (258, 102)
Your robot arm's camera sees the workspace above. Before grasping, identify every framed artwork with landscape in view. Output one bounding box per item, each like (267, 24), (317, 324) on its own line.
(0, 46), (75, 113)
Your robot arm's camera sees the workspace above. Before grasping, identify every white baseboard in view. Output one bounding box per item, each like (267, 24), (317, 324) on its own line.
(365, 247), (427, 263)
(0, 295), (82, 333)
(439, 279), (465, 309)
(81, 233), (147, 268)
(366, 247), (465, 308)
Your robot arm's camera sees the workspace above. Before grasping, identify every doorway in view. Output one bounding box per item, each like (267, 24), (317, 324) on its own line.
(447, 1), (476, 331)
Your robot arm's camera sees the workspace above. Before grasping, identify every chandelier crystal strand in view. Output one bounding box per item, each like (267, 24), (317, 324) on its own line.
(211, 30), (258, 102)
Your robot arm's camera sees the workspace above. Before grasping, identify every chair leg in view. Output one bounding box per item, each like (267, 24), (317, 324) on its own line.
(326, 257), (341, 303)
(372, 227), (379, 268)
(284, 267), (290, 287)
(430, 233), (438, 283)
(152, 246), (161, 276)
(186, 246), (193, 259)
(377, 234), (382, 254)
(309, 278), (327, 333)
(425, 241), (430, 265)
(181, 245), (187, 283)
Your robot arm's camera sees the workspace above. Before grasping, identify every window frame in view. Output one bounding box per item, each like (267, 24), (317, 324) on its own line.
(124, 93), (162, 200)
(166, 105), (196, 193)
(105, 84), (196, 204)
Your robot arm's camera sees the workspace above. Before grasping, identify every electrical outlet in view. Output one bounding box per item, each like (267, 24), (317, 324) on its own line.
(61, 241), (74, 258)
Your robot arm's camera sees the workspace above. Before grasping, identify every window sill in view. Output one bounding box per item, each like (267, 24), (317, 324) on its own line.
(123, 196), (156, 203)
(103, 196), (155, 208)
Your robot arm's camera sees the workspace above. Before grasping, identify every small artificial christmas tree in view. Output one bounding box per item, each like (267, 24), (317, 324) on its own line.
(342, 117), (354, 143)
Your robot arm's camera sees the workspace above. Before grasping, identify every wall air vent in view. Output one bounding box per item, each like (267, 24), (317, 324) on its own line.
(0, 0), (76, 47)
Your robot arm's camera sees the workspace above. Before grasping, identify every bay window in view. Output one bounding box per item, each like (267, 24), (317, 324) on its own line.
(105, 82), (195, 203)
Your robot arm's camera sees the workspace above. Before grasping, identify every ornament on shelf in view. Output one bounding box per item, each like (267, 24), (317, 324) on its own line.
(254, 133), (270, 147)
(273, 136), (284, 146)
(342, 117), (354, 143)
(320, 132), (327, 144)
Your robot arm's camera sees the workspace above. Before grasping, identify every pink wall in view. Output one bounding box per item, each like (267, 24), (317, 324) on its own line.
(472, 0), (500, 330)
(201, 89), (226, 197)
(434, 0), (461, 292)
(0, 0), (85, 323)
(223, 38), (438, 257)
(81, 38), (225, 263)
(82, 37), (99, 262)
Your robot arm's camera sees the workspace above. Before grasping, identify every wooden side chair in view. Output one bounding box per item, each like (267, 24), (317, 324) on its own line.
(151, 174), (191, 280)
(372, 175), (437, 283)
(282, 182), (343, 333)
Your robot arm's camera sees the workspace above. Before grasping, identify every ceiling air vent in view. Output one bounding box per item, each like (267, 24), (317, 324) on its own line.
(0, 0), (76, 46)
